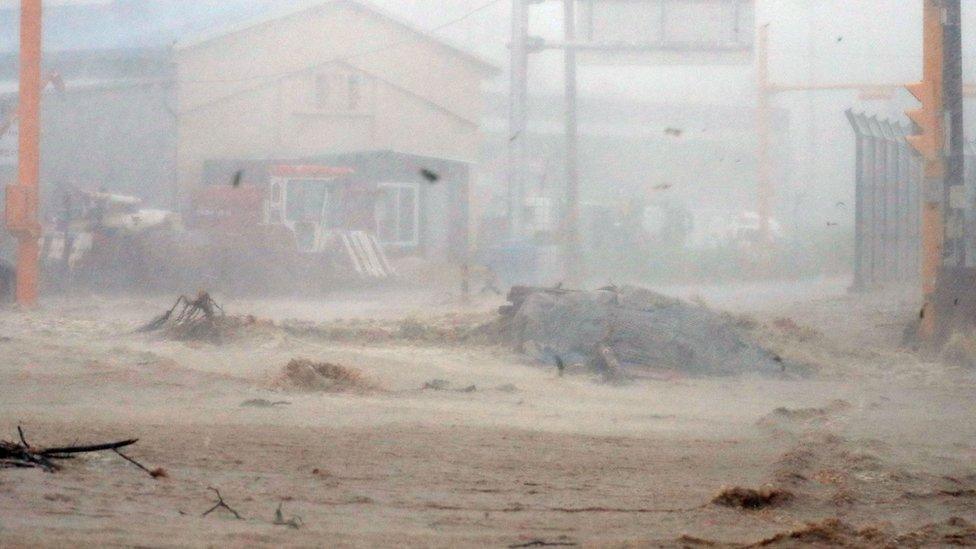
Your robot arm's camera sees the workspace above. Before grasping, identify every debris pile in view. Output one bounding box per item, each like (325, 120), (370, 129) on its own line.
(747, 518), (886, 547)
(272, 358), (379, 393)
(712, 486), (794, 509)
(0, 427), (139, 473)
(501, 285), (787, 377)
(757, 399), (852, 431)
(139, 291), (269, 343)
(744, 517), (976, 548)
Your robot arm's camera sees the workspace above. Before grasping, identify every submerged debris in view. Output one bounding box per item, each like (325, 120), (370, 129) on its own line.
(422, 379), (451, 391)
(712, 486), (794, 509)
(757, 399), (852, 430)
(241, 398), (292, 408)
(681, 517), (976, 547)
(273, 502), (303, 529)
(508, 538), (578, 548)
(139, 291), (266, 343)
(420, 379), (496, 393)
(272, 358), (379, 393)
(747, 518), (883, 547)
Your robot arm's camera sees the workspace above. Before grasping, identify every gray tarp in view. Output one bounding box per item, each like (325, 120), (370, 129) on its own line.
(511, 286), (781, 376)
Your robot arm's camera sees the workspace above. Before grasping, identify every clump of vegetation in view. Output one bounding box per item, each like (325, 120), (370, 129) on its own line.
(271, 358), (380, 393)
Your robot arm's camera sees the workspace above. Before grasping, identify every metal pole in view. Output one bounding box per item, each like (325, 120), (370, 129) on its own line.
(12, 0), (41, 307)
(866, 120), (879, 286)
(508, 0), (529, 240)
(563, 0), (581, 285)
(943, 0), (965, 267)
(756, 24), (773, 242)
(890, 123), (902, 279)
(846, 110), (866, 291)
(875, 119), (892, 285)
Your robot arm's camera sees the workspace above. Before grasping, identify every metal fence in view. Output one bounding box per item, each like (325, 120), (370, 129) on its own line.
(846, 110), (922, 290)
(846, 110), (976, 291)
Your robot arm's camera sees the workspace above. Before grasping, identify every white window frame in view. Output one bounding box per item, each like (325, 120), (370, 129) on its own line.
(376, 182), (420, 247)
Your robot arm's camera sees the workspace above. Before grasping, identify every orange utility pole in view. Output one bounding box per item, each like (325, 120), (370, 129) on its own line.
(5, 0), (42, 307)
(905, 0), (946, 340)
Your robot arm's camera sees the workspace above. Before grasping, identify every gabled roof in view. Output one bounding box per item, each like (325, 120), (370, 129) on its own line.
(175, 0), (498, 74)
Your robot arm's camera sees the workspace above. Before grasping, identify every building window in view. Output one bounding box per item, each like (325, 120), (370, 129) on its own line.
(375, 182), (419, 247)
(315, 74), (331, 109)
(347, 74), (360, 110)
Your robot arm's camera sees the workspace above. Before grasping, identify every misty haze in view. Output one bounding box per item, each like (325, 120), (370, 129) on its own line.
(0, 0), (974, 546)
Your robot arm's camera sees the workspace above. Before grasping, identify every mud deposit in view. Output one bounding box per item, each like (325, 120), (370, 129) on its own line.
(0, 285), (974, 547)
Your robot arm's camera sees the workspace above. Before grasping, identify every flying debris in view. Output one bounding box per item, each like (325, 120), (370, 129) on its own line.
(231, 170), (243, 188)
(420, 168), (441, 183)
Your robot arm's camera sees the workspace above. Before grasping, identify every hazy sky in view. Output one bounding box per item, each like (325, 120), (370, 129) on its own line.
(3, 0), (976, 228)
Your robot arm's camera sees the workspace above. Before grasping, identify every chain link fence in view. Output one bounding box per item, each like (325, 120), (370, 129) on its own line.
(846, 110), (922, 290)
(846, 109), (976, 291)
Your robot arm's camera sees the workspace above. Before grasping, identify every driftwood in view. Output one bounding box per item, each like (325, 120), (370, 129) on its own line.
(202, 487), (244, 519)
(139, 291), (224, 333)
(138, 291), (245, 343)
(0, 426), (138, 472)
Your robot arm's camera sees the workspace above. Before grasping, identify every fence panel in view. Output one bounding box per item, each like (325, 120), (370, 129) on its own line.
(846, 110), (922, 290)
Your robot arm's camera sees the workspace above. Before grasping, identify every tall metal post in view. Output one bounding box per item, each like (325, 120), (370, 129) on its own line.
(7, 0), (42, 307)
(942, 0), (965, 268)
(508, 0), (529, 240)
(562, 0), (581, 285)
(756, 24), (773, 242)
(846, 111), (867, 291)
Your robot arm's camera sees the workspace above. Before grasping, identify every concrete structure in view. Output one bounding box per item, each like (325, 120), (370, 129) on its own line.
(174, 0), (497, 203)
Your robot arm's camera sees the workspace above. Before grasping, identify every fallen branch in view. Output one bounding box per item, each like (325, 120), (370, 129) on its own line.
(40, 439), (138, 456)
(273, 502), (302, 529)
(202, 487), (244, 520)
(138, 292), (250, 344)
(509, 539), (578, 548)
(0, 427), (139, 473)
(113, 448), (167, 478)
(138, 295), (189, 333)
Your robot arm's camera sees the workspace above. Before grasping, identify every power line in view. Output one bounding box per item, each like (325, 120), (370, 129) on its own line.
(178, 0), (503, 85)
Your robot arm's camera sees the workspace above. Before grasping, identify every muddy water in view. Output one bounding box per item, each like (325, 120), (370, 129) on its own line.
(0, 282), (973, 546)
